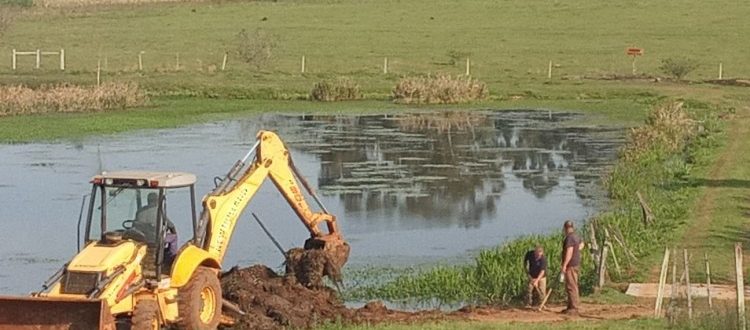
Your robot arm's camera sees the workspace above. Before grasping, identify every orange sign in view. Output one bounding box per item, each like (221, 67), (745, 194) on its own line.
(626, 47), (644, 56)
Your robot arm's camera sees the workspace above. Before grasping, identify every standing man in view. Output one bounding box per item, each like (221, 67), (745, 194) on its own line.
(524, 245), (547, 307)
(561, 220), (584, 315)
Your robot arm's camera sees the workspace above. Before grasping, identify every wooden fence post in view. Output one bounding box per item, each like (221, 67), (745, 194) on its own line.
(383, 57), (388, 74)
(465, 58), (470, 76)
(221, 53), (228, 71)
(11, 49), (16, 70)
(96, 60), (101, 87)
(36, 49), (40, 69)
(655, 247), (670, 317)
(669, 248), (678, 324)
(719, 62), (724, 80)
(547, 60), (552, 79)
(705, 252), (713, 310)
(59, 49), (65, 71)
(736, 243), (746, 330)
(301, 55), (306, 73)
(684, 249), (692, 320)
(598, 244), (609, 288)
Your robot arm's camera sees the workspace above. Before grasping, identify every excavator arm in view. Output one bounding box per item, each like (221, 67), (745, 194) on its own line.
(196, 130), (349, 272)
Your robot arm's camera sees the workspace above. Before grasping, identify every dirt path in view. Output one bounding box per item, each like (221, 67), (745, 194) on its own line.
(457, 303), (650, 324)
(681, 112), (747, 249)
(653, 105), (750, 282)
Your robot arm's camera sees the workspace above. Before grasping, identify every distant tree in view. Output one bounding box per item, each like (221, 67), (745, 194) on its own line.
(234, 29), (276, 70)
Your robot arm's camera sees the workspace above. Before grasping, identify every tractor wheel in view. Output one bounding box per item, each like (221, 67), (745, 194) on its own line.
(177, 266), (222, 330)
(131, 299), (160, 330)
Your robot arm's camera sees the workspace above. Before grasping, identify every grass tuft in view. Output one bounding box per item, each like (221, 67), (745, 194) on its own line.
(310, 78), (363, 101)
(0, 82), (147, 116)
(392, 75), (488, 104)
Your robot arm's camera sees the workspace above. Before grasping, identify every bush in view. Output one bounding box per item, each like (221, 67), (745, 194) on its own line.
(235, 28), (275, 70)
(310, 78), (362, 101)
(0, 82), (147, 116)
(620, 101), (696, 162)
(658, 57), (700, 80)
(392, 75), (488, 104)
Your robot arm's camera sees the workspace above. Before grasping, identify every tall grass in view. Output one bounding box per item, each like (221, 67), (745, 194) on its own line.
(310, 78), (363, 101)
(0, 82), (147, 115)
(392, 75), (488, 104)
(348, 101), (721, 305)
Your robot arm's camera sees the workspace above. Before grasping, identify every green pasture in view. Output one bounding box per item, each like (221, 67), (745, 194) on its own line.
(0, 0), (747, 98)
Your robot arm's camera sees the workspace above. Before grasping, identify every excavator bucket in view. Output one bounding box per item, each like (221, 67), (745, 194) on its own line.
(0, 296), (114, 330)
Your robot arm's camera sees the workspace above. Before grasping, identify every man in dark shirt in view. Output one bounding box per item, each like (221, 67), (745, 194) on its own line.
(524, 245), (547, 307)
(561, 220), (584, 315)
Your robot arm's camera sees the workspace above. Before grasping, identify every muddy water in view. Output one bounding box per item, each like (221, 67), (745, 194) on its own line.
(0, 110), (623, 294)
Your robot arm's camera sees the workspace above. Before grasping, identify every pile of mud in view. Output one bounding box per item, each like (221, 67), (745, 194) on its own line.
(220, 265), (448, 330)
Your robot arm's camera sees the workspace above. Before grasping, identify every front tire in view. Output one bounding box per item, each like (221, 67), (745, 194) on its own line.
(131, 299), (160, 330)
(177, 266), (222, 330)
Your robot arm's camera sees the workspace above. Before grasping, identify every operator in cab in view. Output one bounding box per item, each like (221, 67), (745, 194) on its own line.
(134, 192), (179, 266)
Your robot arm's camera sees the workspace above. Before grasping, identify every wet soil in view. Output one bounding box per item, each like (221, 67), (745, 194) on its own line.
(220, 265), (449, 330)
(220, 263), (651, 329)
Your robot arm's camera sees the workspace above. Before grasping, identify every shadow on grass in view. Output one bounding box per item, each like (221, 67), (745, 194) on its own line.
(684, 178), (750, 189)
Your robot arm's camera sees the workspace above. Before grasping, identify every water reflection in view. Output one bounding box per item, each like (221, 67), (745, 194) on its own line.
(250, 110), (623, 230)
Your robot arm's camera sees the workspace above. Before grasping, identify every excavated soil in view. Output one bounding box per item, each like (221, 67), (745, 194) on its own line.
(220, 265), (449, 330)
(220, 263), (652, 329)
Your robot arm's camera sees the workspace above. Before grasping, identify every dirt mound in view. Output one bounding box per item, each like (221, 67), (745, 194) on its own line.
(221, 265), (346, 329)
(220, 265), (449, 329)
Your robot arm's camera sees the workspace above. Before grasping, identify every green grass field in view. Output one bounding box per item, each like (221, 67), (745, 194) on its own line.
(1, 0), (748, 99)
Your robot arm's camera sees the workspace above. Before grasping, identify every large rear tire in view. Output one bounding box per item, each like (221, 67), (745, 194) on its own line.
(177, 266), (222, 330)
(131, 299), (160, 330)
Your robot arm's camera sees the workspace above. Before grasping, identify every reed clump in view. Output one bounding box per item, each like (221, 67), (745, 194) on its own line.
(0, 82), (147, 116)
(310, 78), (362, 102)
(621, 101), (696, 162)
(392, 75), (488, 104)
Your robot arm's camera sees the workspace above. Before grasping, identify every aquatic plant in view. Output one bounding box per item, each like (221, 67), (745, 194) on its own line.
(392, 75), (488, 104)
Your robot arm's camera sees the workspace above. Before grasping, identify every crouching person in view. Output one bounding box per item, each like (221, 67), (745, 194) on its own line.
(524, 245), (547, 307)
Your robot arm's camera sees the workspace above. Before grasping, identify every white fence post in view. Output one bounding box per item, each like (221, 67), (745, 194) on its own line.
(737, 243), (746, 330)
(547, 60), (553, 79)
(11, 49), (16, 70)
(60, 48), (65, 71)
(36, 49), (41, 69)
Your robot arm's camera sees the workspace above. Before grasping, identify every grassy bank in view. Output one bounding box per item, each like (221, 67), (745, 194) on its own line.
(346, 100), (724, 305)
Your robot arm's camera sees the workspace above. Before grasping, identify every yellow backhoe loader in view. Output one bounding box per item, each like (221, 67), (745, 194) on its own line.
(0, 130), (350, 330)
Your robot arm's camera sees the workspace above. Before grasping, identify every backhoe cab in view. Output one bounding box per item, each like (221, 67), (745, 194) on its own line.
(0, 130), (349, 330)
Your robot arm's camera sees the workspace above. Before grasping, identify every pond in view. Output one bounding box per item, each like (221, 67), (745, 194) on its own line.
(0, 109), (624, 294)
